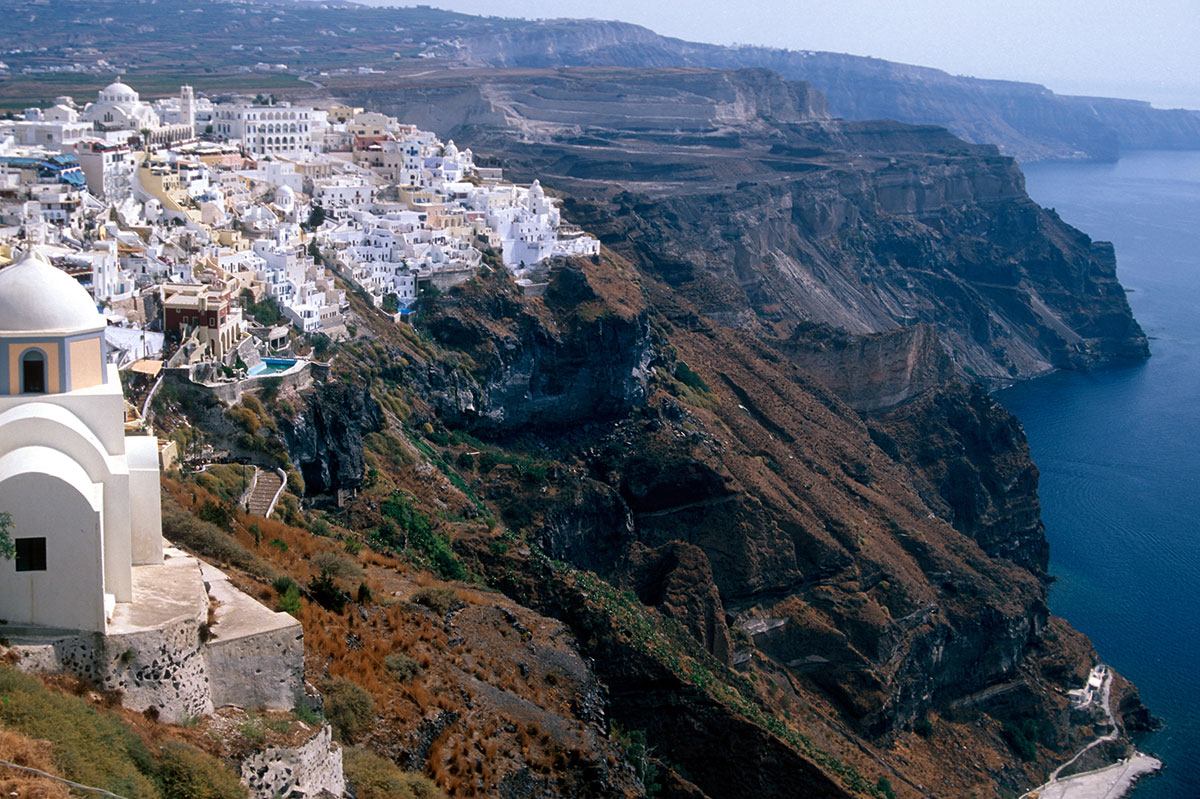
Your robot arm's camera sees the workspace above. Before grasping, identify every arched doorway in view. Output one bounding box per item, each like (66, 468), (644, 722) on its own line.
(21, 349), (45, 393)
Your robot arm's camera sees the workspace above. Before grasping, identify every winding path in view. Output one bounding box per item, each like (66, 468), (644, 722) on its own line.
(1021, 665), (1161, 799)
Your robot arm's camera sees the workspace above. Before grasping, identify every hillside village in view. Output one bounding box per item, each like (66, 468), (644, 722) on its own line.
(0, 79), (603, 799)
(0, 12), (1164, 799)
(0, 79), (597, 383)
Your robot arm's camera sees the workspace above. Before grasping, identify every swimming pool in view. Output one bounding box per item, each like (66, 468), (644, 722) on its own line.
(248, 358), (297, 376)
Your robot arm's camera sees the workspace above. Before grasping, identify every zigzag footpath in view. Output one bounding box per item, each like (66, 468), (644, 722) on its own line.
(1023, 666), (1161, 799)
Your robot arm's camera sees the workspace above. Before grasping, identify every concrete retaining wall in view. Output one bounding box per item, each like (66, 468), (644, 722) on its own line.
(13, 618), (214, 722)
(204, 621), (305, 710)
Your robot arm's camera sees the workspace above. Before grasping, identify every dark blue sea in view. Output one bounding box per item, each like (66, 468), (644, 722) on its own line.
(999, 151), (1200, 798)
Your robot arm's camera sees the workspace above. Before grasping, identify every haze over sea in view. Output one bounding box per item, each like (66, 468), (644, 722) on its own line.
(999, 151), (1200, 798)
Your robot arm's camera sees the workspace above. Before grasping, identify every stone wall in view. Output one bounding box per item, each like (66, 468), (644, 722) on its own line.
(204, 622), (305, 710)
(240, 723), (346, 799)
(12, 618), (214, 722)
(162, 360), (326, 405)
(9, 552), (307, 722)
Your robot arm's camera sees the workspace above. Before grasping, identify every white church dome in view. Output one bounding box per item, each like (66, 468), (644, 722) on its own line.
(101, 81), (138, 102)
(275, 184), (295, 210)
(0, 249), (103, 334)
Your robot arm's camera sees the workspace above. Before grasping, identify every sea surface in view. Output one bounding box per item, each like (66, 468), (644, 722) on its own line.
(999, 151), (1200, 798)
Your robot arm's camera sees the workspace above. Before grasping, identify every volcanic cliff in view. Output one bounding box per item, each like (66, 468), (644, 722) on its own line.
(331, 66), (1148, 384)
(288, 64), (1155, 798)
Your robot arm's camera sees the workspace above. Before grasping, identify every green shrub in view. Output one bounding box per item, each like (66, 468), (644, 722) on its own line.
(197, 465), (253, 503)
(259, 376), (283, 404)
(876, 777), (896, 799)
(320, 677), (376, 742)
(227, 406), (261, 435)
(613, 726), (661, 799)
(356, 581), (373, 604)
(0, 664), (159, 798)
(237, 717), (265, 745)
(277, 583), (302, 615)
(308, 571), (350, 613)
(375, 494), (465, 581)
(384, 653), (422, 683)
(674, 361), (709, 392)
(730, 626), (754, 650)
(241, 394), (265, 417)
(195, 500), (235, 532)
(1001, 721), (1037, 761)
(342, 747), (446, 799)
(269, 538), (289, 552)
(312, 551), (363, 580)
(914, 717), (934, 739)
(156, 741), (248, 799)
(161, 501), (269, 577)
(241, 289), (283, 326)
(411, 587), (461, 616)
(294, 703), (323, 726)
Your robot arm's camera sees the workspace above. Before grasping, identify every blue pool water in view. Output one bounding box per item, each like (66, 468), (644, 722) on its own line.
(999, 151), (1200, 798)
(248, 358), (297, 376)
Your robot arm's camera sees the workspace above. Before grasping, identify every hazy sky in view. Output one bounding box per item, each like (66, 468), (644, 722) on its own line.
(362, 0), (1200, 109)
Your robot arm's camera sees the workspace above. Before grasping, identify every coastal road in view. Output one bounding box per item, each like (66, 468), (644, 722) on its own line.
(1021, 665), (1161, 799)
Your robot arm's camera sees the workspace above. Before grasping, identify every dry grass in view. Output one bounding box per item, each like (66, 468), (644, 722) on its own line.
(160, 472), (620, 798)
(0, 731), (71, 799)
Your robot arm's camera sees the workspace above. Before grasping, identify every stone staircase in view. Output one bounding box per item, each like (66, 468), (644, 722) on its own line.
(247, 468), (283, 517)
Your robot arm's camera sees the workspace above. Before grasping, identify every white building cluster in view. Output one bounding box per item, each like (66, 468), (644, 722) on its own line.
(317, 114), (597, 312)
(0, 78), (599, 372)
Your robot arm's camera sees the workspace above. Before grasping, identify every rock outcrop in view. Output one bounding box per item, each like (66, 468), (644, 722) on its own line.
(278, 382), (384, 495)
(418, 259), (654, 435)
(778, 322), (954, 412)
(614, 541), (733, 665)
(873, 381), (1050, 575)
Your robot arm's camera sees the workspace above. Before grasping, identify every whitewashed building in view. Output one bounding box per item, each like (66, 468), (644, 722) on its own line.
(212, 103), (315, 158)
(0, 249), (163, 632)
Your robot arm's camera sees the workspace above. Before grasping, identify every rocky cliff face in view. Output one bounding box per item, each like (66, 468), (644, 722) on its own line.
(558, 138), (1147, 383)
(278, 382), (384, 495)
(350, 67), (1146, 383)
(447, 17), (1200, 161)
(778, 323), (954, 412)
(393, 259), (1117, 797)
(312, 62), (1158, 796)
(417, 259), (654, 434)
(872, 382), (1050, 574)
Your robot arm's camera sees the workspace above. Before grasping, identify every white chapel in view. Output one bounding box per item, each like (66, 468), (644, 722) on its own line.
(0, 249), (163, 632)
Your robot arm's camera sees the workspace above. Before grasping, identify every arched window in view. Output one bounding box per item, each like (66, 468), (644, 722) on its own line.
(20, 349), (46, 394)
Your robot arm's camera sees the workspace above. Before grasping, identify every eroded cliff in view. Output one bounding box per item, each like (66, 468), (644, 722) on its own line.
(294, 64), (1157, 797)
(338, 66), (1147, 383)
